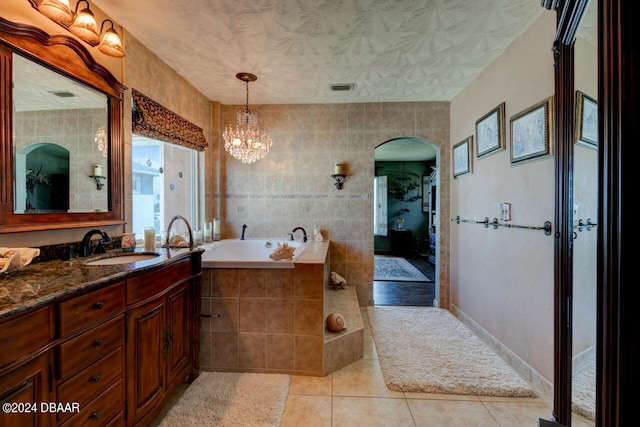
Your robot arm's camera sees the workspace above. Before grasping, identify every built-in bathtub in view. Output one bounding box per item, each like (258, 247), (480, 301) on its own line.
(200, 238), (306, 269)
(199, 239), (363, 376)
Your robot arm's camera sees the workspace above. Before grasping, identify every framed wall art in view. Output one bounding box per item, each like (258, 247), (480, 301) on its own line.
(575, 90), (598, 149)
(422, 175), (430, 212)
(475, 102), (505, 159)
(453, 136), (472, 178)
(509, 97), (553, 165)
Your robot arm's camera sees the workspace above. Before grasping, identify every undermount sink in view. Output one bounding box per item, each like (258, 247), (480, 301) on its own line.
(85, 252), (160, 266)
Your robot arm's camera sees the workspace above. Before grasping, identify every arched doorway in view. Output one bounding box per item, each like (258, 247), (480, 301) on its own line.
(373, 137), (439, 306)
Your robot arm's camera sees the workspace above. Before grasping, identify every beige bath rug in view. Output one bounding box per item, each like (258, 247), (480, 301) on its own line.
(367, 306), (536, 397)
(572, 357), (595, 420)
(158, 371), (290, 426)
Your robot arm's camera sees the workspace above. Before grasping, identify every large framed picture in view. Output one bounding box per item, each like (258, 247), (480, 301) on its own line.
(575, 91), (597, 149)
(509, 97), (553, 165)
(475, 102), (505, 159)
(453, 136), (472, 178)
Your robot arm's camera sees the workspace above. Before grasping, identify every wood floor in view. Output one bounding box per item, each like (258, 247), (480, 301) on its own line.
(373, 254), (436, 307)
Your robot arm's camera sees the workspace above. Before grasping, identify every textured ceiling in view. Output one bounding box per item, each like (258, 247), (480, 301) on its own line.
(91, 0), (545, 106)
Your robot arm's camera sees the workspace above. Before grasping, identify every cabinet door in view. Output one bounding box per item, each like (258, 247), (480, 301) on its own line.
(166, 283), (190, 388)
(126, 298), (165, 423)
(0, 351), (52, 427)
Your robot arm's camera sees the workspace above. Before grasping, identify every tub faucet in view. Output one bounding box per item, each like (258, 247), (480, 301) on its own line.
(164, 215), (194, 248)
(291, 227), (308, 242)
(241, 224), (247, 240)
(80, 229), (112, 257)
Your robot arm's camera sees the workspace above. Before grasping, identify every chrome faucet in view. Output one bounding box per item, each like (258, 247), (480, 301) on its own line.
(241, 224), (247, 240)
(164, 215), (194, 248)
(291, 227), (308, 242)
(80, 229), (112, 257)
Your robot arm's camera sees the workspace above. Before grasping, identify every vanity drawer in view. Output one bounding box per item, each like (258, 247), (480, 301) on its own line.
(58, 282), (125, 336)
(59, 315), (124, 380)
(59, 378), (124, 427)
(0, 305), (53, 369)
(57, 347), (123, 410)
(127, 258), (192, 304)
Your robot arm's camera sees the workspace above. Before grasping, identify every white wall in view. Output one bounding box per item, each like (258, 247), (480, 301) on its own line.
(450, 11), (556, 389)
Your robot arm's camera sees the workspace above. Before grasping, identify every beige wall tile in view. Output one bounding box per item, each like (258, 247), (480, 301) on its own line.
(267, 299), (295, 334)
(238, 269), (267, 297)
(210, 332), (238, 368)
(266, 334), (295, 370)
(295, 300), (324, 336)
(294, 335), (323, 373)
(209, 297), (239, 333)
(239, 333), (266, 369)
(239, 298), (267, 333)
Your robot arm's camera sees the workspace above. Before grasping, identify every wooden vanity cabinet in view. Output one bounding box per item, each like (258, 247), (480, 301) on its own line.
(54, 281), (125, 426)
(125, 258), (200, 426)
(0, 306), (54, 427)
(0, 252), (201, 427)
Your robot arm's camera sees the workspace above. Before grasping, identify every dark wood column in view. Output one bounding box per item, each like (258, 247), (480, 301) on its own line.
(597, 1), (640, 426)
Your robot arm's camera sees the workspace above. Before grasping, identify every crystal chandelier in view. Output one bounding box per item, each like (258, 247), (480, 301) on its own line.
(223, 73), (272, 164)
(95, 125), (107, 157)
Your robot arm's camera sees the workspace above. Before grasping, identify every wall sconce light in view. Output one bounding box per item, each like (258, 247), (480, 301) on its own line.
(332, 163), (347, 190)
(33, 0), (126, 57)
(69, 0), (99, 45)
(37, 0), (74, 25)
(98, 19), (125, 58)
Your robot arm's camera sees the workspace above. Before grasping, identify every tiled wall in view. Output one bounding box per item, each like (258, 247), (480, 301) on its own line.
(14, 108), (108, 212)
(200, 263), (328, 375)
(209, 102), (450, 308)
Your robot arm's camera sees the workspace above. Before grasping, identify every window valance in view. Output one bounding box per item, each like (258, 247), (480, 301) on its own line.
(132, 89), (208, 151)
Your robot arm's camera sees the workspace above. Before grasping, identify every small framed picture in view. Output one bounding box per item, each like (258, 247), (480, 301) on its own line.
(576, 91), (597, 149)
(453, 136), (472, 178)
(510, 97), (553, 165)
(422, 175), (429, 213)
(475, 102), (505, 159)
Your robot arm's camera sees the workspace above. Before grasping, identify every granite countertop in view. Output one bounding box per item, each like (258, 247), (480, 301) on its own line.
(0, 247), (204, 320)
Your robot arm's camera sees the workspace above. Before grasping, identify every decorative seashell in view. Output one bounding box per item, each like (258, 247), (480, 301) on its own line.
(331, 272), (346, 285)
(326, 312), (346, 332)
(169, 235), (186, 247)
(269, 242), (295, 260)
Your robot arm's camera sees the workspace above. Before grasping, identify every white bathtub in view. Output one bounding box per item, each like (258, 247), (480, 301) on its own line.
(200, 238), (307, 269)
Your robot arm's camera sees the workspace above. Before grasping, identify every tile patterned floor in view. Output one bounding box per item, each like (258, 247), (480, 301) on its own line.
(154, 307), (595, 426)
(281, 308), (596, 427)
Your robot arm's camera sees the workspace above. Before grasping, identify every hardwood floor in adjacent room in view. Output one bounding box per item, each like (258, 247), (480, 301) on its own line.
(373, 254), (436, 307)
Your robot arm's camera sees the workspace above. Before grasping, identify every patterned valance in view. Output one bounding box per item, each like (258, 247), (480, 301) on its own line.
(132, 89), (208, 151)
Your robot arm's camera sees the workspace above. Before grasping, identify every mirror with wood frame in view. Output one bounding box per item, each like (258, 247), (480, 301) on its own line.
(0, 17), (125, 233)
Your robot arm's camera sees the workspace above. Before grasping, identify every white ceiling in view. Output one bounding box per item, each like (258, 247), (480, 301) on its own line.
(91, 0), (545, 106)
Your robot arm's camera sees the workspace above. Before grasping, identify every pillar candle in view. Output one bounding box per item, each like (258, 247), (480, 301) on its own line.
(144, 227), (156, 251)
(334, 163), (343, 175)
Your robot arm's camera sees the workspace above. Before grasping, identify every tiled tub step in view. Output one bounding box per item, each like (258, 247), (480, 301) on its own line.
(323, 286), (364, 375)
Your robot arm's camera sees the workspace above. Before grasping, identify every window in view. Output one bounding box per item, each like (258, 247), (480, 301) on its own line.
(131, 135), (198, 242)
(374, 175), (388, 236)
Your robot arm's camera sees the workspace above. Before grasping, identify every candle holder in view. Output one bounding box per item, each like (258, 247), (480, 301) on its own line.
(212, 218), (221, 241)
(331, 173), (347, 189)
(89, 175), (106, 190)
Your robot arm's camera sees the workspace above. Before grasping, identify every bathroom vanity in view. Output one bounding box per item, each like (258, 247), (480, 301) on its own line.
(0, 249), (203, 427)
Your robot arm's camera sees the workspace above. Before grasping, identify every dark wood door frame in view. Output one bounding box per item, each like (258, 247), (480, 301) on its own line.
(551, 0), (639, 425)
